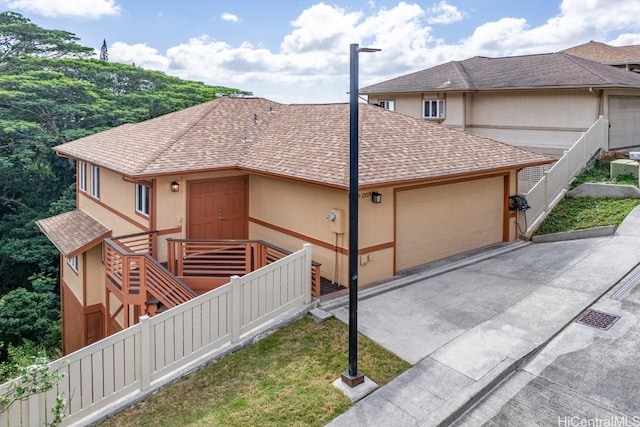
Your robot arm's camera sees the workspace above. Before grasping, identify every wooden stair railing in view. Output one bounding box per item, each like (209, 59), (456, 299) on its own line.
(142, 255), (198, 310)
(106, 234), (322, 323)
(105, 233), (198, 318)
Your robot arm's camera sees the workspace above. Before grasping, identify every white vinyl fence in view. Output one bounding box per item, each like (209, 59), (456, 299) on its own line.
(0, 244), (313, 427)
(520, 116), (608, 237)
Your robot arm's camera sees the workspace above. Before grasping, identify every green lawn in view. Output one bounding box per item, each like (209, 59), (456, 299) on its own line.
(537, 198), (640, 235)
(537, 159), (640, 235)
(99, 316), (410, 427)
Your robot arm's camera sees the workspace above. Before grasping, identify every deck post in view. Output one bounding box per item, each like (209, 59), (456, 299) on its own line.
(303, 243), (312, 303)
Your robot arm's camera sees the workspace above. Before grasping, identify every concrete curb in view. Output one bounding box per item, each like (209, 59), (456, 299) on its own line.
(433, 256), (640, 426)
(532, 225), (615, 243)
(566, 182), (640, 199)
(424, 358), (520, 427)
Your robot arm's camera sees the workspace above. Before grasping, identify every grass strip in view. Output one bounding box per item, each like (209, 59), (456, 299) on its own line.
(537, 198), (640, 235)
(100, 316), (410, 427)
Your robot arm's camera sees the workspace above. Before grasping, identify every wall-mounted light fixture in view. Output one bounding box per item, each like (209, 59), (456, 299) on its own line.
(170, 181), (180, 192)
(371, 191), (382, 204)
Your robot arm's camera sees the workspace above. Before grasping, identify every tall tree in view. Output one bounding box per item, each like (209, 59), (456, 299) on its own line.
(100, 39), (108, 61)
(0, 11), (92, 69)
(0, 13), (251, 293)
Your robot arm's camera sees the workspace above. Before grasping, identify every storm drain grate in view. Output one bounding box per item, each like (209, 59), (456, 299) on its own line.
(576, 309), (620, 331)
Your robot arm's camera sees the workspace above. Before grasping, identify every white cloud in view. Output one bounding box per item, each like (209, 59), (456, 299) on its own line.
(110, 42), (170, 70)
(609, 33), (640, 46)
(459, 0), (640, 56)
(106, 0), (640, 103)
(426, 1), (465, 25)
(1, 0), (120, 19)
(221, 12), (239, 23)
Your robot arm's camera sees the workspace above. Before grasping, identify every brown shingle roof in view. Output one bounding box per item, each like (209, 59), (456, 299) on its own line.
(562, 41), (640, 64)
(54, 97), (551, 188)
(36, 210), (111, 257)
(360, 52), (640, 94)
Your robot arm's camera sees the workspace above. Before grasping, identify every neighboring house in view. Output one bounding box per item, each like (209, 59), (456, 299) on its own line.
(361, 52), (640, 155)
(562, 41), (640, 72)
(37, 97), (550, 354)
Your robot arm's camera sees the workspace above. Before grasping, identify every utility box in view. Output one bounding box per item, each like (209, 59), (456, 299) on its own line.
(610, 159), (639, 179)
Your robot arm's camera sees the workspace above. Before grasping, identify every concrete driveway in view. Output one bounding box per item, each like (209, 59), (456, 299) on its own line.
(330, 238), (610, 365)
(325, 206), (640, 426)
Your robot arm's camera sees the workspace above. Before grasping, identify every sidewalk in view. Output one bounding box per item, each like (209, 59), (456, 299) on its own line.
(325, 206), (640, 427)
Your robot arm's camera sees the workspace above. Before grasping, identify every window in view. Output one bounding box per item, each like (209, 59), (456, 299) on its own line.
(378, 100), (395, 111)
(136, 183), (150, 216)
(424, 99), (445, 119)
(78, 161), (87, 192)
(68, 256), (78, 272)
(90, 165), (100, 199)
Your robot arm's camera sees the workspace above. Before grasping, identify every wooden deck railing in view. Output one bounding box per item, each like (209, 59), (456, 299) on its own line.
(105, 232), (322, 319)
(167, 239), (322, 297)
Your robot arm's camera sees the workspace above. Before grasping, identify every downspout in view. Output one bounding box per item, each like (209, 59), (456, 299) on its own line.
(462, 92), (467, 131)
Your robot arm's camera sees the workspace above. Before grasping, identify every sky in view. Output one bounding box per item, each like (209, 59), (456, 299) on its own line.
(3, 0), (640, 104)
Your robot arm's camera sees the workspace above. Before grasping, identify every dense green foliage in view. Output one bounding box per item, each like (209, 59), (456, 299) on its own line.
(570, 159), (639, 189)
(0, 11), (250, 373)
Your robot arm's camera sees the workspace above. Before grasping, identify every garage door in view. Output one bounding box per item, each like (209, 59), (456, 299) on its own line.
(396, 177), (504, 271)
(609, 96), (640, 150)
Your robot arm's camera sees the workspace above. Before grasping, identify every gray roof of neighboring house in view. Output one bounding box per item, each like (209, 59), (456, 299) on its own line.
(562, 41), (640, 65)
(360, 52), (640, 94)
(54, 97), (551, 188)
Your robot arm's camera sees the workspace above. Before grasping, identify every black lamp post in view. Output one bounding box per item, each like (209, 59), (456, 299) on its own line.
(341, 43), (380, 388)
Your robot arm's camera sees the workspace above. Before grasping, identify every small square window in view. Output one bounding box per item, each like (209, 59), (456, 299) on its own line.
(136, 183), (150, 216)
(424, 99), (445, 119)
(378, 100), (395, 111)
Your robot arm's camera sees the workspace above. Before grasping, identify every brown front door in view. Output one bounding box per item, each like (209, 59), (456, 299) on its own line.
(188, 177), (248, 239)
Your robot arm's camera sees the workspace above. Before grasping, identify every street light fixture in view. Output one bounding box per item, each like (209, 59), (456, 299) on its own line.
(341, 43), (381, 388)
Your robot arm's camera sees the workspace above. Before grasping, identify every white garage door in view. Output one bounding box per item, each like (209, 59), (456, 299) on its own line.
(396, 177), (504, 271)
(609, 96), (640, 150)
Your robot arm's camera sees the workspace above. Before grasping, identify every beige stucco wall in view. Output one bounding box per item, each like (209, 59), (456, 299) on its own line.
(467, 90), (599, 153)
(155, 176), (184, 232)
(368, 89), (604, 154)
(79, 166), (147, 236)
(62, 254), (83, 303)
(248, 176), (395, 286)
(368, 93), (423, 117)
(85, 244), (104, 307)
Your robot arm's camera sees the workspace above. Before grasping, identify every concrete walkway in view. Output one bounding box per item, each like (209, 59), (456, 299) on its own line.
(324, 206), (640, 427)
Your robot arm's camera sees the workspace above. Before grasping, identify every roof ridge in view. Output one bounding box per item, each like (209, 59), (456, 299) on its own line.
(452, 60), (474, 89)
(559, 52), (615, 84)
(136, 98), (224, 174)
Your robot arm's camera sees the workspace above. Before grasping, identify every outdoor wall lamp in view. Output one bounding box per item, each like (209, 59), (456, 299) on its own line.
(371, 191), (382, 204)
(170, 181), (180, 192)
